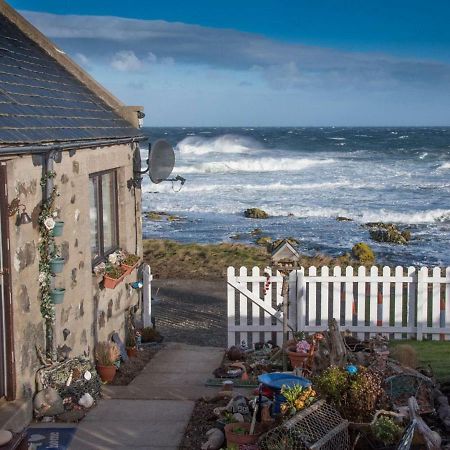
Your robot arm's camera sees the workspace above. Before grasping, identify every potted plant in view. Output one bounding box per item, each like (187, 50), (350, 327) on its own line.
(224, 422), (261, 446)
(121, 253), (140, 275)
(126, 333), (137, 358)
(140, 326), (163, 343)
(103, 264), (126, 289)
(51, 220), (64, 237)
(50, 288), (65, 304)
(95, 341), (120, 382)
(369, 416), (403, 449)
(287, 338), (313, 369)
(49, 245), (65, 274)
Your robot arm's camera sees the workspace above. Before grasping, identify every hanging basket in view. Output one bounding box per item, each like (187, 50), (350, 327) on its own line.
(121, 261), (139, 276)
(50, 257), (65, 274)
(50, 288), (66, 304)
(51, 220), (64, 237)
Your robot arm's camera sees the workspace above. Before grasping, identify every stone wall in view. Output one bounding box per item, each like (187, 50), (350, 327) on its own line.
(3, 142), (143, 399)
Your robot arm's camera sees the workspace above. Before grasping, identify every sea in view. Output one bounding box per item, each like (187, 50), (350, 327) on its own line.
(140, 127), (450, 267)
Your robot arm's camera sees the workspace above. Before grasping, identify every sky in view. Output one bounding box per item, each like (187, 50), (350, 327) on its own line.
(9, 0), (450, 126)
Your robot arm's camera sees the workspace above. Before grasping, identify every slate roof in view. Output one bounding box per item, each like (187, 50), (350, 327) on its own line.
(0, 14), (142, 146)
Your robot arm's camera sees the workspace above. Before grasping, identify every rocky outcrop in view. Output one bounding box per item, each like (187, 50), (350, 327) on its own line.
(256, 236), (272, 246)
(244, 208), (269, 219)
(365, 222), (411, 245)
(336, 216), (353, 222)
(351, 242), (375, 265)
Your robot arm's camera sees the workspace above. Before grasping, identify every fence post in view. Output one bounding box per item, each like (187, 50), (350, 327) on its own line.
(416, 267), (427, 341)
(296, 270), (306, 332)
(289, 270), (298, 332)
(142, 264), (152, 328)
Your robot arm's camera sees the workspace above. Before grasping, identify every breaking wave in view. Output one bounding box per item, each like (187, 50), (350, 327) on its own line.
(438, 162), (450, 170)
(176, 157), (335, 174)
(176, 134), (261, 156)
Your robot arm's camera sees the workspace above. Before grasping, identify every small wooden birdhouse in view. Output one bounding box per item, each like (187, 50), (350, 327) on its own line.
(271, 239), (300, 268)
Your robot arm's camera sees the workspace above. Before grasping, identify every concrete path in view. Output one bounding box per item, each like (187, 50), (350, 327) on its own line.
(29, 343), (225, 450)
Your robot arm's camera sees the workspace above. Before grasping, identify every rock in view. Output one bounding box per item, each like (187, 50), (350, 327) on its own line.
(255, 236), (272, 246)
(78, 393), (94, 408)
(351, 242), (375, 265)
(167, 215), (181, 222)
(230, 234), (243, 240)
(0, 430), (12, 446)
(250, 228), (263, 236)
(244, 208), (269, 219)
(233, 413), (245, 422)
(33, 387), (64, 417)
(227, 346), (244, 361)
(146, 211), (162, 221)
(365, 222), (411, 245)
(336, 216), (353, 221)
(201, 428), (224, 450)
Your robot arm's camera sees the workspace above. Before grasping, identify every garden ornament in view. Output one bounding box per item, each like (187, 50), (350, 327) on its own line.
(201, 428), (224, 450)
(346, 364), (358, 375)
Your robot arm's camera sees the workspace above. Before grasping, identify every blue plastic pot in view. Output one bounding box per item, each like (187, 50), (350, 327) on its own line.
(50, 288), (65, 304)
(50, 257), (65, 274)
(51, 221), (64, 237)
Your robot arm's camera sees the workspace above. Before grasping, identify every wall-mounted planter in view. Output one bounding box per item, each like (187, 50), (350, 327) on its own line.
(50, 288), (66, 304)
(51, 220), (64, 237)
(50, 257), (65, 274)
(103, 269), (127, 289)
(121, 261), (139, 276)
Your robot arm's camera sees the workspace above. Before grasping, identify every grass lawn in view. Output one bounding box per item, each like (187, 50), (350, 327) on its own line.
(390, 340), (450, 383)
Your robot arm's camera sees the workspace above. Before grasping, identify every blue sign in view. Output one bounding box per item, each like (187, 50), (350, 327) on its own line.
(27, 427), (76, 449)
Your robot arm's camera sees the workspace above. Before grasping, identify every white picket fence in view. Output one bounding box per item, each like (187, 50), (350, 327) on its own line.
(227, 266), (450, 347)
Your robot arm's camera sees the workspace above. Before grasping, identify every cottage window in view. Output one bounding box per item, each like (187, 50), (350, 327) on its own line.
(89, 170), (119, 264)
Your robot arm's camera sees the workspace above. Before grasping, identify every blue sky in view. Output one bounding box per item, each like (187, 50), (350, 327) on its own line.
(9, 0), (450, 126)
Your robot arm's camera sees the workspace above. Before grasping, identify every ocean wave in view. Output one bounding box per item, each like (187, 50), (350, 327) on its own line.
(176, 134), (261, 156)
(328, 137), (346, 140)
(176, 157), (335, 174)
(438, 162), (450, 170)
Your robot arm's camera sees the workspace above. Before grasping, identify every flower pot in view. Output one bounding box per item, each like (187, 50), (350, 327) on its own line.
(224, 423), (261, 446)
(287, 347), (310, 369)
(50, 288), (65, 304)
(96, 365), (116, 383)
(126, 347), (138, 358)
(103, 268), (126, 289)
(51, 220), (64, 237)
(121, 261), (139, 276)
(50, 257), (65, 274)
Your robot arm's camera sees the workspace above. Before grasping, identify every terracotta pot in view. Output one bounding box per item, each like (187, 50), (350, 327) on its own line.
(103, 268), (126, 289)
(126, 347), (138, 358)
(224, 422), (261, 446)
(121, 261), (139, 276)
(287, 347), (310, 369)
(96, 365), (116, 383)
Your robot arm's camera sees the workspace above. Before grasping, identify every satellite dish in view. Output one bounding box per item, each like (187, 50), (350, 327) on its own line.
(148, 139), (175, 184)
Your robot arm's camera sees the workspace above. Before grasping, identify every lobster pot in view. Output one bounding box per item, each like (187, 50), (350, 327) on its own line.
(259, 400), (350, 450)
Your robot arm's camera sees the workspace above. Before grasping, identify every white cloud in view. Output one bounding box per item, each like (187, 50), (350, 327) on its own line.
(111, 50), (142, 71)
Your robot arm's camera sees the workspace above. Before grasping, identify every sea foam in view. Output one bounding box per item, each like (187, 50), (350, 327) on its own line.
(176, 134), (260, 155)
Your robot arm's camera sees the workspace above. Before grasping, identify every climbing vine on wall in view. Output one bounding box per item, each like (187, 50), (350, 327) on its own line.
(38, 170), (58, 322)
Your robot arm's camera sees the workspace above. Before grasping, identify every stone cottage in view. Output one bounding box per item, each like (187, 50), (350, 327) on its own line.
(0, 1), (147, 424)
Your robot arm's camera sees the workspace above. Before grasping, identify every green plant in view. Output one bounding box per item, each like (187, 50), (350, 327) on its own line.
(105, 264), (124, 279)
(352, 242), (375, 265)
(123, 253), (139, 266)
(126, 333), (136, 348)
(38, 171), (59, 323)
(280, 384), (316, 415)
(95, 341), (120, 366)
(141, 327), (162, 342)
(371, 416), (403, 445)
(315, 366), (348, 407)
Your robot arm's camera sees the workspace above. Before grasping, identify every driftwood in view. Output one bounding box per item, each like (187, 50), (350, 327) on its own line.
(408, 397), (441, 450)
(314, 318), (347, 372)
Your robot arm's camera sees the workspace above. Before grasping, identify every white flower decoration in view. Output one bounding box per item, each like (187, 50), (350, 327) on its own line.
(44, 217), (55, 230)
(52, 211), (58, 218)
(108, 253), (118, 265)
(38, 272), (47, 284)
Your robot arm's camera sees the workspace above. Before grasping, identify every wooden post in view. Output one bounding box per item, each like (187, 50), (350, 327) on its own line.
(142, 264), (153, 328)
(282, 273), (289, 371)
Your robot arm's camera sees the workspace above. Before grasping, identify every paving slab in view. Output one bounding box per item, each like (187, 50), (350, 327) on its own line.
(70, 400), (193, 450)
(68, 342), (225, 449)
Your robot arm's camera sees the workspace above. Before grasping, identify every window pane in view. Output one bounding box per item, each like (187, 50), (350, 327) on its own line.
(89, 177), (99, 258)
(102, 172), (117, 252)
